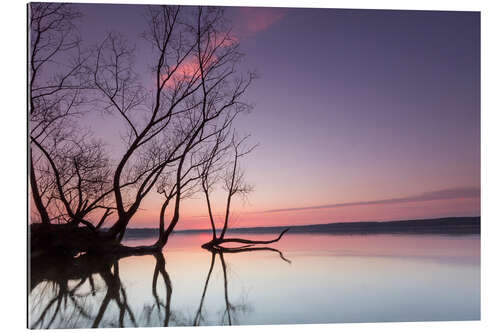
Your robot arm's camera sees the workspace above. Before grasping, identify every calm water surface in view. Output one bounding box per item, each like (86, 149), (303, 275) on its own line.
(29, 232), (480, 328)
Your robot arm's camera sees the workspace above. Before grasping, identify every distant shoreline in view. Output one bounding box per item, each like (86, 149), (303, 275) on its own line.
(123, 216), (480, 238)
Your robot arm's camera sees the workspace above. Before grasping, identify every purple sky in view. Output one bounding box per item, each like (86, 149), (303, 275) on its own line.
(70, 4), (480, 228)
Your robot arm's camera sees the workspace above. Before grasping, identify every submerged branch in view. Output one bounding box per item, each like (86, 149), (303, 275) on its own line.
(204, 228), (289, 247)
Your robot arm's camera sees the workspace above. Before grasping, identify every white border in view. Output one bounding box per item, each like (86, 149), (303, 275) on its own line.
(2, 0), (499, 332)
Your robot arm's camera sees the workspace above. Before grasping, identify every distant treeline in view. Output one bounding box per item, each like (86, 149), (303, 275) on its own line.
(122, 216), (480, 238)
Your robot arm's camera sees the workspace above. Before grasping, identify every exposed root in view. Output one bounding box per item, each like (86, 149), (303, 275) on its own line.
(202, 228), (289, 248)
(201, 228), (291, 263)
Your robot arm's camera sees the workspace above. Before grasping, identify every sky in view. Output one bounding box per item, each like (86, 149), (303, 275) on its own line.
(68, 4), (480, 229)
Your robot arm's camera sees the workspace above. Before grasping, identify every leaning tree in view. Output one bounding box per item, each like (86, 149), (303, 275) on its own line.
(29, 4), (256, 256)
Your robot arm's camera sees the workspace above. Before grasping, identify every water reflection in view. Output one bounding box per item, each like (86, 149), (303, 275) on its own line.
(193, 251), (243, 326)
(31, 253), (143, 328)
(29, 245), (289, 329)
(193, 247), (290, 326)
(29, 233), (480, 328)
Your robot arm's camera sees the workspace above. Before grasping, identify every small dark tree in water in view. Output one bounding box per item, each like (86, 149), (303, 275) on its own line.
(199, 135), (289, 251)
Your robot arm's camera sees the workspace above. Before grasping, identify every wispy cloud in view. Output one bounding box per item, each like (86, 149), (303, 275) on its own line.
(261, 187), (480, 214)
(233, 7), (286, 37)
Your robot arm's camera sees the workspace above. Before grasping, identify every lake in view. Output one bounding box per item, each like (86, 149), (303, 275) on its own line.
(29, 232), (480, 328)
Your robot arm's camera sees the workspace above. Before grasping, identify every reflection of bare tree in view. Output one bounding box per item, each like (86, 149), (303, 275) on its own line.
(219, 251), (238, 325)
(30, 255), (107, 329)
(194, 247), (290, 326)
(91, 261), (137, 328)
(142, 253), (173, 327)
(224, 245), (292, 264)
(193, 252), (216, 325)
(29, 252), (172, 329)
(30, 246), (290, 328)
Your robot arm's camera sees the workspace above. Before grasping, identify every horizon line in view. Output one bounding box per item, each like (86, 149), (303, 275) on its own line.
(123, 215), (480, 232)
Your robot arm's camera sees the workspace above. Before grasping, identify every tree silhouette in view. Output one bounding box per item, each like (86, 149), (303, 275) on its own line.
(199, 135), (289, 250)
(29, 4), (255, 255)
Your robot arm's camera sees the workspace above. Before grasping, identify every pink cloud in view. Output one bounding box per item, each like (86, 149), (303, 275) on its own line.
(154, 8), (284, 88)
(158, 57), (200, 88)
(213, 32), (239, 47)
(233, 7), (286, 37)
(159, 33), (237, 88)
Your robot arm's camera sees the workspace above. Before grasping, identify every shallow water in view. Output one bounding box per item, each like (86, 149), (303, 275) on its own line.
(29, 232), (480, 328)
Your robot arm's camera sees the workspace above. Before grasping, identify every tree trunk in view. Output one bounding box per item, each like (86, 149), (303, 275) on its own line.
(29, 223), (165, 258)
(202, 228), (290, 250)
(29, 154), (50, 225)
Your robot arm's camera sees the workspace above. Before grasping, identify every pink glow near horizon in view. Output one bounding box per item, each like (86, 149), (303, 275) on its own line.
(120, 195), (480, 230)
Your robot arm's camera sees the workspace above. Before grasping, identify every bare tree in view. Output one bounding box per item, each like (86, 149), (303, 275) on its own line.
(29, 3), (117, 232)
(200, 135), (289, 250)
(29, 4), (255, 255)
(90, 5), (254, 252)
(29, 3), (89, 226)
